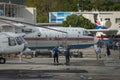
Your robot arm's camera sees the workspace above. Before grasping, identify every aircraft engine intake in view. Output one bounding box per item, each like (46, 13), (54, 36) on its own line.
(102, 20), (111, 29)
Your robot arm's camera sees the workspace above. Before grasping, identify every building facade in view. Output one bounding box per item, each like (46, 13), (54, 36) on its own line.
(0, 0), (25, 5)
(49, 12), (77, 23)
(0, 2), (36, 24)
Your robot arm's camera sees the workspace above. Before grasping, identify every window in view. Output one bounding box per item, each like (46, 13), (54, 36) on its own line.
(22, 29), (32, 33)
(78, 31), (81, 34)
(83, 30), (89, 36)
(15, 37), (23, 45)
(105, 18), (110, 21)
(115, 18), (120, 23)
(57, 13), (64, 17)
(8, 37), (16, 46)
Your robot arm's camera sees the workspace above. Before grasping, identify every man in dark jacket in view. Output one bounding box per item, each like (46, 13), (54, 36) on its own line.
(106, 43), (111, 57)
(65, 46), (71, 65)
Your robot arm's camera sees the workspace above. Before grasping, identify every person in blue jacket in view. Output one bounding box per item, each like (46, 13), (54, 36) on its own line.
(53, 46), (60, 64)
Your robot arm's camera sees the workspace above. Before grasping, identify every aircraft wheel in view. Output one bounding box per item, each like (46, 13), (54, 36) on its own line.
(0, 57), (6, 64)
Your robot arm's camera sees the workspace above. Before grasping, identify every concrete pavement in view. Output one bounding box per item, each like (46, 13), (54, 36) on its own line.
(0, 48), (120, 80)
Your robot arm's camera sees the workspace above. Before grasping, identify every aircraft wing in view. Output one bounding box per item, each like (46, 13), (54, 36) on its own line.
(88, 29), (118, 35)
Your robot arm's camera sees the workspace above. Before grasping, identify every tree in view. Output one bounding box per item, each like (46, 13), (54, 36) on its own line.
(62, 14), (94, 29)
(25, 0), (120, 23)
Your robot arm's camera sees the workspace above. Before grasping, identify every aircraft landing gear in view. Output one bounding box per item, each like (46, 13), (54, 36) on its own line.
(0, 57), (6, 64)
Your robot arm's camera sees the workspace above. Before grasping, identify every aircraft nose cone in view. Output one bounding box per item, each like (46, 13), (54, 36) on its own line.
(22, 42), (28, 51)
(23, 44), (27, 51)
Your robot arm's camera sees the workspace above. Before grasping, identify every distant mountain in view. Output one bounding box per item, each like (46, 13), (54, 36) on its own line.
(0, 0), (25, 5)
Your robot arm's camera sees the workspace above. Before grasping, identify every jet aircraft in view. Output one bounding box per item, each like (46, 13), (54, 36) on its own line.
(22, 25), (94, 50)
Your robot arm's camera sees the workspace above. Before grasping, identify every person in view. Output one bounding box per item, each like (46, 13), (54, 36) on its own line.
(64, 46), (71, 65)
(106, 43), (111, 58)
(53, 46), (59, 64)
(112, 41), (116, 51)
(94, 44), (101, 60)
(116, 41), (120, 50)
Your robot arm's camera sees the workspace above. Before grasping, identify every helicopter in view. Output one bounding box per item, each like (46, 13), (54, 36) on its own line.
(0, 32), (29, 64)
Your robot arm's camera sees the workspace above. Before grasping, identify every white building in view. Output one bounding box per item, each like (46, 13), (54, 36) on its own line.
(0, 2), (36, 24)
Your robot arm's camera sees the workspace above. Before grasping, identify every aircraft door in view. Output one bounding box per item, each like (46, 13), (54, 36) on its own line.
(61, 33), (68, 48)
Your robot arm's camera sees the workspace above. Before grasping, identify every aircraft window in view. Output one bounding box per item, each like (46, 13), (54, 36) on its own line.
(46, 35), (47, 38)
(78, 31), (81, 34)
(8, 37), (16, 46)
(15, 37), (23, 45)
(88, 34), (94, 36)
(83, 31), (89, 36)
(115, 18), (120, 23)
(20, 37), (26, 43)
(105, 18), (110, 21)
(16, 36), (25, 43)
(22, 29), (32, 33)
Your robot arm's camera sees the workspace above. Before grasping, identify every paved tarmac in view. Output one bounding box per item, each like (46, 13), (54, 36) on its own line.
(0, 48), (120, 80)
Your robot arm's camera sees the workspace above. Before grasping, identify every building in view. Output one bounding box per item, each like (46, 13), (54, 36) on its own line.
(0, 0), (25, 5)
(49, 12), (74, 23)
(0, 2), (36, 24)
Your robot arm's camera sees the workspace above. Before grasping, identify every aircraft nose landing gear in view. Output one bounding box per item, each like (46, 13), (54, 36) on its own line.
(0, 57), (6, 64)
